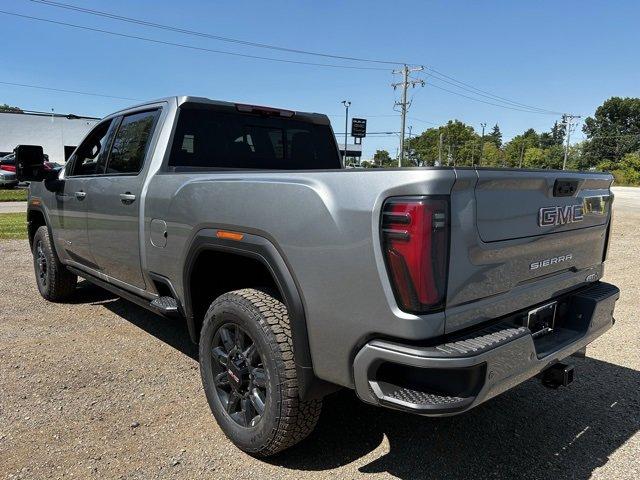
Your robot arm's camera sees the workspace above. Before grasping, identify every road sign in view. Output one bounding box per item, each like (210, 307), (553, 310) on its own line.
(351, 118), (367, 138)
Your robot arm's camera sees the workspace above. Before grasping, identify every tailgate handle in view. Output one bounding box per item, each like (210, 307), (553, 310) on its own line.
(554, 179), (580, 197)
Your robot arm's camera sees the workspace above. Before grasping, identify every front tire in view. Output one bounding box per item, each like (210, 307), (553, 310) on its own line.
(199, 288), (322, 456)
(32, 226), (77, 301)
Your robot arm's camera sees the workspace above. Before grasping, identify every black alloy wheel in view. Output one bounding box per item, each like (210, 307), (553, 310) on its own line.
(210, 323), (268, 428)
(35, 239), (48, 289)
(199, 289), (322, 456)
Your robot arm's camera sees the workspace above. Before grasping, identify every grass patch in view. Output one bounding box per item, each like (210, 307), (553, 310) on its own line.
(0, 189), (28, 202)
(0, 213), (27, 239)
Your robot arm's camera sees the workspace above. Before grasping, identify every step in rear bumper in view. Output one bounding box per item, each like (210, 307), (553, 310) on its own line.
(352, 281), (620, 416)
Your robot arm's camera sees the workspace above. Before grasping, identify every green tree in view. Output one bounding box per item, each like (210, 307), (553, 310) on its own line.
(598, 152), (640, 185)
(582, 97), (640, 166)
(480, 142), (503, 167)
(411, 120), (479, 166)
(539, 121), (565, 149)
(503, 128), (540, 167)
(372, 149), (392, 166)
(0, 104), (23, 113)
(486, 124), (502, 148)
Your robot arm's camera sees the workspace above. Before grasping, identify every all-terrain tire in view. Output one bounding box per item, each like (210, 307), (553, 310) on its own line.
(199, 288), (322, 456)
(32, 225), (77, 301)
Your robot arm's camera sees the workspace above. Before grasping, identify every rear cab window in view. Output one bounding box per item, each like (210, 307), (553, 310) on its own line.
(168, 107), (340, 171)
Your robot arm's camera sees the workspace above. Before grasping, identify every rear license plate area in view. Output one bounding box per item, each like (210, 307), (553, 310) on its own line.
(525, 301), (557, 338)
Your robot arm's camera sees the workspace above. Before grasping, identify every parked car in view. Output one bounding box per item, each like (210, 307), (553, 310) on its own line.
(18, 96), (619, 456)
(0, 153), (16, 172)
(2, 153), (59, 173)
(43, 161), (63, 173)
(0, 167), (18, 188)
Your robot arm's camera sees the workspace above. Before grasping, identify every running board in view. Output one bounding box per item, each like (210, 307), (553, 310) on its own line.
(149, 296), (179, 317)
(66, 266), (181, 320)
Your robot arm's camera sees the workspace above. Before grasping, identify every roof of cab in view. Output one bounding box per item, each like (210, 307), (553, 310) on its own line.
(106, 96), (331, 125)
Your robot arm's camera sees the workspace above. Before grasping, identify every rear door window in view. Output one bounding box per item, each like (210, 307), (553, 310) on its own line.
(105, 110), (160, 175)
(168, 108), (340, 170)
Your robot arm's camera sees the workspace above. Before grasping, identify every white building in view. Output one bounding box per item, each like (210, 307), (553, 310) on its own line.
(0, 110), (99, 163)
(337, 142), (363, 166)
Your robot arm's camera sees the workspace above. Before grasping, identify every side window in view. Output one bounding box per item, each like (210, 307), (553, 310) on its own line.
(67, 120), (113, 176)
(105, 110), (159, 175)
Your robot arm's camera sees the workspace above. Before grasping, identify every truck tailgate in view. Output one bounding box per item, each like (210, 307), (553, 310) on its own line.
(445, 168), (613, 333)
(475, 171), (611, 242)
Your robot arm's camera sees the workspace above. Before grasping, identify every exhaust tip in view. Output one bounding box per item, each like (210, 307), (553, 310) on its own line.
(541, 362), (575, 389)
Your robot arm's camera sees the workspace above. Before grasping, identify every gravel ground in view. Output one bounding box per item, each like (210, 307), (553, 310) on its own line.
(1, 205), (639, 480)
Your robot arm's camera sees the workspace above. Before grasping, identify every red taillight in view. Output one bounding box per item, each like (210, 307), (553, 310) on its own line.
(1, 165), (16, 172)
(381, 196), (449, 313)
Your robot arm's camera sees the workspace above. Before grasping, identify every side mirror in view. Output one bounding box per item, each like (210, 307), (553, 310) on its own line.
(15, 144), (47, 182)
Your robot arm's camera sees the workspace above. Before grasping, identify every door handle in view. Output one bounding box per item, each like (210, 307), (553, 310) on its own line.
(119, 192), (136, 205)
(74, 191), (86, 200)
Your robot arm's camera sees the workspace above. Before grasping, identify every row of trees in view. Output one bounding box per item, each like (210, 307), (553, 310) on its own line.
(0, 104), (23, 113)
(364, 97), (640, 185)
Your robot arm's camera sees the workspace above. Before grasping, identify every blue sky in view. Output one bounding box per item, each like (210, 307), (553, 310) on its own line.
(1, 0), (638, 158)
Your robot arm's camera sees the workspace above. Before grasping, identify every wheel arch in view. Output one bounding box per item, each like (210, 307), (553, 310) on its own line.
(182, 229), (335, 400)
(27, 206), (50, 249)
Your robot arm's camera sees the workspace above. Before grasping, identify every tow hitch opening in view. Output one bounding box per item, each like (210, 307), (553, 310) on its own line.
(540, 362), (575, 389)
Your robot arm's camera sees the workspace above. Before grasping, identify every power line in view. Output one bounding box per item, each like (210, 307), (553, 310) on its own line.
(427, 82), (562, 115)
(334, 131), (401, 135)
(22, 1), (572, 115)
(408, 116), (439, 126)
(426, 68), (565, 115)
(27, 0), (405, 66)
(327, 114), (400, 118)
(0, 10), (389, 71)
(0, 80), (142, 101)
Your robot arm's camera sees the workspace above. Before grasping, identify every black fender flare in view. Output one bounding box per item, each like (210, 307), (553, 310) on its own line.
(182, 229), (335, 399)
(26, 204), (52, 249)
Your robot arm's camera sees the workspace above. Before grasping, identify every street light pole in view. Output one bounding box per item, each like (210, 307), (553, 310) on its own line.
(341, 100), (351, 165)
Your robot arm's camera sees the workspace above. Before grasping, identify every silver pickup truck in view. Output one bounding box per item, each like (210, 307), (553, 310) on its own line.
(16, 96), (619, 456)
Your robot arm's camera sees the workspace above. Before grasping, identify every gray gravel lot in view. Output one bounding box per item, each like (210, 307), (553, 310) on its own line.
(1, 192), (639, 480)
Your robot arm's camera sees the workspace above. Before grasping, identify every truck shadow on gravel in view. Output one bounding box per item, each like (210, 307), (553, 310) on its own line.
(277, 360), (640, 480)
(74, 281), (198, 359)
(82, 282), (639, 480)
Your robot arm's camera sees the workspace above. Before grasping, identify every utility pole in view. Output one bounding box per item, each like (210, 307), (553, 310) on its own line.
(561, 113), (581, 170)
(519, 141), (525, 168)
(341, 100), (351, 166)
(447, 144), (452, 166)
(438, 132), (443, 166)
(407, 125), (413, 165)
(478, 122), (486, 167)
(392, 65), (425, 167)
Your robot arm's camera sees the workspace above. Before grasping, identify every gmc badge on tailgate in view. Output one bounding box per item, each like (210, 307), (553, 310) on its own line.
(538, 205), (584, 227)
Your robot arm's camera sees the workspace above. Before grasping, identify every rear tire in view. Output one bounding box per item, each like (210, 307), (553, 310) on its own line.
(199, 288), (322, 456)
(32, 226), (77, 301)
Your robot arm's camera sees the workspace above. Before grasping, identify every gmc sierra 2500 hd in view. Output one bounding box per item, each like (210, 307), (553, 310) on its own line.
(16, 96), (619, 456)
